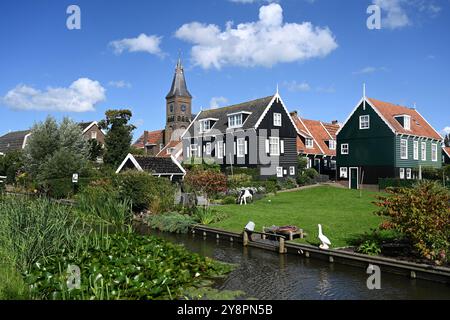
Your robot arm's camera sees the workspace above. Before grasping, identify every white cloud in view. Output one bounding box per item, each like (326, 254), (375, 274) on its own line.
(210, 96), (228, 109)
(2, 78), (106, 112)
(230, 0), (279, 3)
(175, 3), (338, 69)
(373, 0), (442, 30)
(374, 0), (411, 29)
(353, 66), (388, 75)
(108, 80), (132, 89)
(442, 127), (450, 135)
(110, 33), (163, 56)
(284, 80), (311, 92)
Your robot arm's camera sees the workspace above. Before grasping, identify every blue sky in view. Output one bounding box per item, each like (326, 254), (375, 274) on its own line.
(0, 0), (449, 140)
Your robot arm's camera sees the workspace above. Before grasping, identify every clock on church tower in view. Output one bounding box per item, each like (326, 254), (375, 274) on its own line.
(165, 58), (192, 144)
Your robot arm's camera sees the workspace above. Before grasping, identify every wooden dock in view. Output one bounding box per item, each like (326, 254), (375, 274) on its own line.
(191, 225), (450, 284)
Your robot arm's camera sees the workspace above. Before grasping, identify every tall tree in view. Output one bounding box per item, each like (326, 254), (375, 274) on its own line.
(24, 116), (89, 183)
(99, 109), (136, 167)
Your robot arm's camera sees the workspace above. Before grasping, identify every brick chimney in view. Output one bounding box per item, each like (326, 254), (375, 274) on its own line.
(331, 120), (339, 125)
(143, 131), (149, 155)
(290, 110), (298, 118)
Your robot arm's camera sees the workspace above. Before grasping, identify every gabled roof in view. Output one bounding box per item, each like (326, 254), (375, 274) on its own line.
(367, 98), (442, 140)
(133, 130), (164, 148)
(0, 130), (31, 154)
(187, 96), (274, 135)
(338, 97), (442, 140)
(116, 153), (186, 176)
(443, 146), (450, 159)
(157, 140), (182, 159)
(166, 59), (192, 99)
(291, 114), (340, 157)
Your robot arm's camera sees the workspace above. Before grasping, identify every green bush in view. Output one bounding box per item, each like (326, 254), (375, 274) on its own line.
(222, 195), (237, 205)
(76, 183), (132, 227)
(224, 167), (260, 179)
(277, 177), (297, 190)
(296, 174), (312, 186)
(193, 207), (228, 225)
(374, 181), (450, 264)
(378, 178), (417, 190)
(227, 174), (253, 189)
(146, 213), (197, 234)
(357, 240), (382, 256)
(42, 177), (96, 199)
(304, 168), (319, 179)
(117, 171), (176, 213)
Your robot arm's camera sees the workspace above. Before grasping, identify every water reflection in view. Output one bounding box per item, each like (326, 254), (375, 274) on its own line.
(138, 227), (450, 300)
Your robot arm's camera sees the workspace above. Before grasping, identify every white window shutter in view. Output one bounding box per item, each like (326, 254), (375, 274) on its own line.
(223, 143), (226, 156)
(198, 146), (201, 157)
(281, 140), (285, 154)
(234, 142), (237, 155)
(187, 146), (190, 156)
(245, 141), (248, 155)
(265, 139), (270, 154)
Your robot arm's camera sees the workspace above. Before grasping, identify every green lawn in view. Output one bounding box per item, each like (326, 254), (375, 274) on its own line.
(211, 186), (384, 248)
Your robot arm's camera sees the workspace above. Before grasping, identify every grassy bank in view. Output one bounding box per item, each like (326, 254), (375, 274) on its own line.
(211, 186), (383, 248)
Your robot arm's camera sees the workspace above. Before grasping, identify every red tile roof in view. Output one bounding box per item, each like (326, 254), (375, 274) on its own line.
(368, 98), (442, 140)
(156, 140), (182, 158)
(133, 130), (164, 148)
(291, 114), (340, 156)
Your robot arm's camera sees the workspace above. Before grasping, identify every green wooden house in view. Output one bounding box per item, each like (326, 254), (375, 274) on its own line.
(336, 97), (443, 189)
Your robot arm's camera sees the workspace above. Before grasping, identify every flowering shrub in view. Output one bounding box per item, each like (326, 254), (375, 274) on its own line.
(374, 181), (449, 264)
(184, 169), (227, 201)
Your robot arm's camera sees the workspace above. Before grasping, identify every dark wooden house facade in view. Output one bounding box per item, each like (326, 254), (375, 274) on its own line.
(181, 93), (299, 179)
(337, 97), (443, 188)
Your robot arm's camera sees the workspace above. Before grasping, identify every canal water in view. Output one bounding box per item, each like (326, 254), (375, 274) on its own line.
(138, 227), (450, 300)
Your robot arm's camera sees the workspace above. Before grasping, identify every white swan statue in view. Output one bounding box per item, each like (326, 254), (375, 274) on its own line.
(318, 224), (331, 250)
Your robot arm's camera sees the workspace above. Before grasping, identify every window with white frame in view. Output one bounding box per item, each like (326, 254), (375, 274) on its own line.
(91, 131), (97, 140)
(199, 120), (211, 133)
(400, 139), (408, 160)
(305, 138), (314, 149)
(359, 115), (370, 129)
(341, 144), (349, 155)
(421, 142), (427, 161)
(237, 138), (245, 158)
(228, 114), (243, 128)
(276, 167), (283, 178)
(205, 143), (212, 155)
(340, 167), (348, 178)
(269, 137), (280, 156)
(273, 113), (282, 127)
(330, 160), (337, 170)
(329, 140), (336, 150)
(166, 148), (174, 155)
(190, 144), (198, 158)
(399, 168), (405, 179)
(413, 141), (419, 160)
(406, 168), (412, 180)
(404, 116), (411, 130)
(432, 144), (438, 162)
(289, 166), (295, 176)
(217, 141), (223, 158)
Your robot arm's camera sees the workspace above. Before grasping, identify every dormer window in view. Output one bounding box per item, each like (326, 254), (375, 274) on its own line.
(329, 140), (336, 150)
(395, 115), (411, 130)
(227, 111), (251, 129)
(305, 138), (314, 149)
(200, 120), (211, 133)
(199, 118), (218, 133)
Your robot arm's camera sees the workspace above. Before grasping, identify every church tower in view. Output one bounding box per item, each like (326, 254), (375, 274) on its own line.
(165, 58), (192, 144)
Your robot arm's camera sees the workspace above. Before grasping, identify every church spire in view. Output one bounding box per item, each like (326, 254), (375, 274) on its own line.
(166, 58), (192, 99)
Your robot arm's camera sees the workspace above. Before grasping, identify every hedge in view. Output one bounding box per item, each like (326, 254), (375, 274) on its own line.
(42, 177), (96, 199)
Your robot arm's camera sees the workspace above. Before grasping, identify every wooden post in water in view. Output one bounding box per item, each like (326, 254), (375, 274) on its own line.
(243, 230), (249, 247)
(279, 237), (285, 254)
